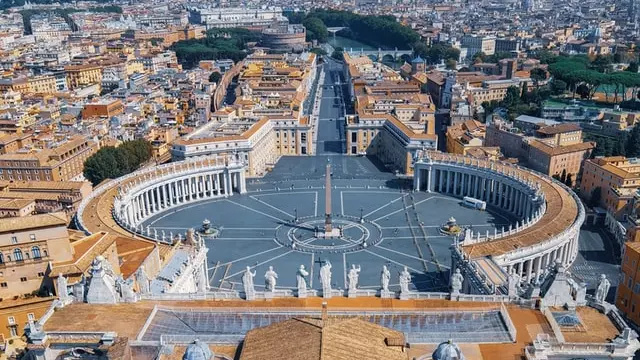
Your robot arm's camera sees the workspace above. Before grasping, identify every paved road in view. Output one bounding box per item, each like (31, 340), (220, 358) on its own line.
(315, 58), (347, 155)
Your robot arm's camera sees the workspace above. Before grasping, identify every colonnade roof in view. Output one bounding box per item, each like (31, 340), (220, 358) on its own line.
(78, 157), (229, 240)
(424, 152), (579, 258)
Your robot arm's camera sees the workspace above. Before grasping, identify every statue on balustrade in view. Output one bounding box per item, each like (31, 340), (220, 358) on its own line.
(381, 265), (390, 293)
(320, 261), (332, 297)
(399, 266), (411, 294)
(242, 266), (256, 300)
(348, 264), (361, 291)
(450, 268), (464, 294)
(595, 274), (611, 303)
(264, 266), (278, 292)
(297, 265), (309, 295)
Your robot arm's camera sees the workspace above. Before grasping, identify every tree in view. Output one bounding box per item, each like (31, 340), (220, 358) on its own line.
(589, 186), (602, 208)
(83, 140), (152, 185)
(331, 47), (344, 61)
(550, 79), (567, 95)
(530, 67), (547, 88)
(302, 17), (328, 43)
(472, 52), (485, 64)
(613, 138), (627, 156)
(209, 71), (222, 83)
(502, 86), (521, 108)
(560, 169), (567, 184)
(627, 61), (639, 73)
(446, 59), (457, 70)
(626, 123), (640, 157)
(565, 173), (573, 187)
(576, 84), (590, 99)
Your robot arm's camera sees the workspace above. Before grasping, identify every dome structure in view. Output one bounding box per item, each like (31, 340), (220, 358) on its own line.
(183, 340), (213, 360)
(432, 340), (465, 360)
(411, 55), (425, 64)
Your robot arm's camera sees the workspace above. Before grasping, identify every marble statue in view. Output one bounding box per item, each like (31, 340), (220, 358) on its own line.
(320, 261), (332, 297)
(450, 268), (464, 294)
(507, 268), (520, 297)
(56, 273), (69, 301)
(117, 278), (137, 303)
(297, 265), (309, 297)
(348, 264), (361, 291)
(264, 266), (278, 292)
(595, 274), (611, 303)
(135, 266), (150, 295)
(381, 265), (391, 292)
(399, 266), (411, 294)
(242, 266), (256, 300)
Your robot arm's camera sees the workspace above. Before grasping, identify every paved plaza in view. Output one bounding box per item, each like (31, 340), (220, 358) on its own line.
(144, 155), (516, 293)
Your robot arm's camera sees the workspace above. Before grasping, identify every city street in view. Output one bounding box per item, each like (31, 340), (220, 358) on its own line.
(315, 57), (348, 155)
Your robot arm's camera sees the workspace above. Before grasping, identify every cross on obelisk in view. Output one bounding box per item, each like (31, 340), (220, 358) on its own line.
(325, 159), (332, 232)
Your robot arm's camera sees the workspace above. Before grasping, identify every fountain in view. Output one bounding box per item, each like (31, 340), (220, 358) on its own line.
(198, 218), (220, 238)
(440, 217), (462, 236)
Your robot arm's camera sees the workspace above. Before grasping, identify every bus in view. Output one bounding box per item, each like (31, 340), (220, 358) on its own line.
(462, 196), (486, 211)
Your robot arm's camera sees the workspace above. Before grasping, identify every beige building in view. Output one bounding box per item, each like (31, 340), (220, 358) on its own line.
(0, 212), (71, 299)
(579, 156), (640, 219)
(0, 136), (99, 182)
(0, 199), (35, 218)
(486, 118), (594, 185)
(64, 64), (103, 90)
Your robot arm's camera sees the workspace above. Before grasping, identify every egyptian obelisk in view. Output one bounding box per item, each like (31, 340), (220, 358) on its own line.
(325, 160), (332, 232)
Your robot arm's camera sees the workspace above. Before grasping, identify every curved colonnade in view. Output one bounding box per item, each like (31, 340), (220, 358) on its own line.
(75, 155), (247, 240)
(414, 151), (584, 286)
(76, 151), (584, 291)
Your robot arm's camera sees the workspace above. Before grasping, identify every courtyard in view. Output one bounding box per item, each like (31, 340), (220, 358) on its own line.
(143, 155), (515, 293)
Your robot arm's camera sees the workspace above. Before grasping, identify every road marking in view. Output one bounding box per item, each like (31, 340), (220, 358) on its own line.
(223, 250), (295, 279)
(364, 250), (422, 273)
(361, 194), (407, 218)
(373, 197), (435, 222)
(250, 195), (294, 217)
(224, 199), (285, 223)
(340, 192), (344, 215)
(376, 244), (451, 269)
(212, 238), (275, 241)
(217, 246), (283, 267)
(315, 192), (318, 217)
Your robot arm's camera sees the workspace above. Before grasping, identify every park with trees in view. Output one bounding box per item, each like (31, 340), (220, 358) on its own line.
(170, 28), (261, 69)
(83, 139), (153, 186)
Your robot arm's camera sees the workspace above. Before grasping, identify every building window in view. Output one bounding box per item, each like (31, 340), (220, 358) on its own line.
(634, 283), (640, 294)
(7, 316), (15, 325)
(11, 236), (17, 244)
(9, 325), (17, 337)
(0, 282), (6, 288)
(20, 277), (27, 282)
(27, 313), (35, 321)
(13, 249), (22, 261)
(31, 246), (40, 259)
(37, 272), (44, 277)
(0, 253), (3, 264)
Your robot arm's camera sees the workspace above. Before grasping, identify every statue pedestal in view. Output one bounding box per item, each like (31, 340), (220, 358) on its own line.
(297, 289), (307, 298)
(348, 289), (357, 298)
(450, 290), (460, 301)
(399, 291), (410, 300)
(245, 291), (255, 301)
(322, 289), (332, 299)
(264, 291), (274, 300)
(380, 290), (393, 299)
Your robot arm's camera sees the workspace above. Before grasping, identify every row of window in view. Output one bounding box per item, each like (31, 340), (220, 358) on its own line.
(0, 246), (44, 264)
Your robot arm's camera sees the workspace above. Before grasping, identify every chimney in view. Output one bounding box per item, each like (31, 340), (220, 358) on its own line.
(321, 302), (328, 325)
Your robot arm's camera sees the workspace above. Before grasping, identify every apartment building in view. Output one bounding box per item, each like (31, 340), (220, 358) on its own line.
(461, 35), (497, 56)
(616, 241), (640, 325)
(64, 64), (103, 90)
(445, 120), (488, 155)
(81, 99), (125, 119)
(0, 136), (99, 182)
(0, 212), (71, 299)
(486, 117), (594, 185)
(580, 157), (640, 220)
